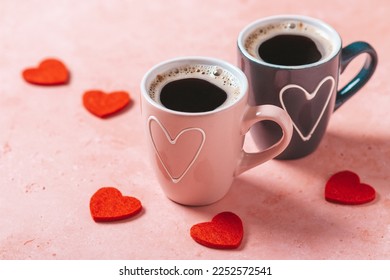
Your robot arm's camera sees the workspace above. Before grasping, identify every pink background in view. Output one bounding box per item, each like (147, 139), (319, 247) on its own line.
(1, 0), (389, 259)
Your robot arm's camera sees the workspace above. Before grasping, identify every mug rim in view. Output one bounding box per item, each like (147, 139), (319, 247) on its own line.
(237, 14), (342, 69)
(140, 56), (249, 116)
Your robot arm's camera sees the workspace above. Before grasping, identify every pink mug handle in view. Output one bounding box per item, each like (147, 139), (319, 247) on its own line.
(235, 104), (293, 175)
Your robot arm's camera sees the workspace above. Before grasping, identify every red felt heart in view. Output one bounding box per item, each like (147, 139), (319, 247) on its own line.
(90, 187), (142, 222)
(22, 58), (69, 85)
(190, 212), (243, 249)
(83, 90), (131, 118)
(325, 170), (376, 205)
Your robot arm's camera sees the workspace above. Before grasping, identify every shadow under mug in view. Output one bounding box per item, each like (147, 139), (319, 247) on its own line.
(237, 15), (378, 159)
(140, 57), (293, 205)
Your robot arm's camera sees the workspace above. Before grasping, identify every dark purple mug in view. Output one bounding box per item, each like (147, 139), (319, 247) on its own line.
(237, 15), (377, 159)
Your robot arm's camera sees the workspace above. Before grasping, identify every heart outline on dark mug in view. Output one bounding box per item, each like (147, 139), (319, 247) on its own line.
(279, 75), (335, 141)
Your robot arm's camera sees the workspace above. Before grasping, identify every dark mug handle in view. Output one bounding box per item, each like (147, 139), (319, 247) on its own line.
(335, 41), (378, 110)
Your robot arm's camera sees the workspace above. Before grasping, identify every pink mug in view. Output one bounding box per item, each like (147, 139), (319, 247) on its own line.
(140, 57), (293, 205)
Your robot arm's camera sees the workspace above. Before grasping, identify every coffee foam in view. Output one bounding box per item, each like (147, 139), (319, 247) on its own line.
(244, 20), (334, 63)
(148, 64), (241, 108)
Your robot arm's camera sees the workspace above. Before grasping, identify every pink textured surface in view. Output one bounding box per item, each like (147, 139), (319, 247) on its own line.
(0, 0), (389, 259)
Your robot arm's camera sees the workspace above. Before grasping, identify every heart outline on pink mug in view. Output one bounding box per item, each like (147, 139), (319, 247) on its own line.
(148, 116), (206, 183)
(279, 75), (335, 141)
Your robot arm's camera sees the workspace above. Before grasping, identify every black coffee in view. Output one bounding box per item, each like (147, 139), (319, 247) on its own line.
(258, 35), (322, 66)
(160, 78), (227, 113)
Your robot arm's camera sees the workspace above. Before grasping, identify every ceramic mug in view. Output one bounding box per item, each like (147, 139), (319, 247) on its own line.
(140, 57), (293, 206)
(237, 15), (378, 159)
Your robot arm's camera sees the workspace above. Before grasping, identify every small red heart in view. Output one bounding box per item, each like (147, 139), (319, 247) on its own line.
(190, 212), (243, 249)
(83, 90), (131, 118)
(22, 58), (69, 85)
(90, 187), (142, 222)
(325, 170), (376, 205)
